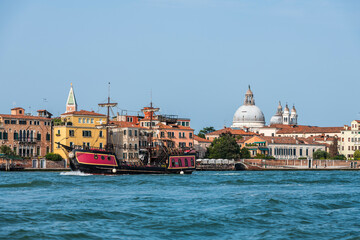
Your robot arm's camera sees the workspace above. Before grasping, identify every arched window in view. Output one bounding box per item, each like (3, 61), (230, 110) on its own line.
(178, 159), (182, 167)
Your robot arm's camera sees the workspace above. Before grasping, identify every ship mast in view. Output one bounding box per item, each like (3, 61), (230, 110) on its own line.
(142, 100), (159, 165)
(98, 82), (117, 150)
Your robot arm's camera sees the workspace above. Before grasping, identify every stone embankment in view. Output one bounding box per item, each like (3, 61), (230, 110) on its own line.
(196, 158), (360, 171)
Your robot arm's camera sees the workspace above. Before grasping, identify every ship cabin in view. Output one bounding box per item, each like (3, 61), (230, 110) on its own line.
(168, 155), (195, 169)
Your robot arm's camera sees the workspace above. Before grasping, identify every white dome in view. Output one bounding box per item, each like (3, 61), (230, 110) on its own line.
(270, 115), (282, 125)
(231, 105), (265, 128)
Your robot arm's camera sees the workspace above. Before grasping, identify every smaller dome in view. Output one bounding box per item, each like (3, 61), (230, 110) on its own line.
(270, 115), (282, 125)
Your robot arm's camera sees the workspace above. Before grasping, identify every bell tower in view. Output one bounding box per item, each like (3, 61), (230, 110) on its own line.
(66, 83), (77, 113)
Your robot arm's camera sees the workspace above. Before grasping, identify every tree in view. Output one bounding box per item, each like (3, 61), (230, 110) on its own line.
(0, 145), (15, 156)
(354, 150), (360, 160)
(45, 153), (63, 161)
(197, 126), (216, 139)
(313, 150), (330, 160)
(240, 147), (251, 159)
(331, 154), (346, 160)
(207, 133), (240, 159)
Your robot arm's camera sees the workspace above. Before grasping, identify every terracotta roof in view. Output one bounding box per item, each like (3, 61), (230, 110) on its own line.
(11, 107), (24, 110)
(355, 120), (360, 123)
(236, 136), (253, 143)
(0, 114), (51, 121)
(110, 121), (139, 128)
(156, 123), (194, 131)
(206, 127), (257, 136)
(276, 125), (342, 134)
(194, 135), (212, 143)
(254, 136), (326, 146)
(61, 110), (106, 117)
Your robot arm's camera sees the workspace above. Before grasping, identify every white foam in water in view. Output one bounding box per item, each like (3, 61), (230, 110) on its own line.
(60, 171), (92, 176)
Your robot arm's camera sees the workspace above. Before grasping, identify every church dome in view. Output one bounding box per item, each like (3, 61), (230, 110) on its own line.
(270, 115), (282, 125)
(231, 86), (265, 129)
(233, 105), (265, 123)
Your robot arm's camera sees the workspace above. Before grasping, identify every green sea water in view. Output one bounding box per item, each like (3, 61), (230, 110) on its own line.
(1, 171), (360, 239)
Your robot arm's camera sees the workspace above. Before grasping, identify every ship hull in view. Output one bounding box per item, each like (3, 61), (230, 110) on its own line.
(69, 149), (195, 175)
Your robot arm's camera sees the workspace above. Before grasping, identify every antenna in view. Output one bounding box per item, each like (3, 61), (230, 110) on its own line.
(150, 89), (153, 108)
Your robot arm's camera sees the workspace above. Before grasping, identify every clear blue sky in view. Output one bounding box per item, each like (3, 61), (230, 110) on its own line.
(0, 0), (359, 132)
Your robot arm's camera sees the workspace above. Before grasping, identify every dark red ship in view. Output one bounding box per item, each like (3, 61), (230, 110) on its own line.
(58, 85), (196, 175)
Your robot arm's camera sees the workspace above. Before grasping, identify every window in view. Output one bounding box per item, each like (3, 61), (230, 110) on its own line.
(86, 118), (89, 124)
(185, 159), (189, 167)
(135, 144), (138, 150)
(46, 133), (50, 141)
(123, 153), (127, 159)
(4, 120), (9, 124)
(78, 118), (81, 123)
(19, 120), (27, 125)
(129, 130), (132, 137)
(14, 132), (19, 140)
(124, 144), (126, 149)
(189, 133), (193, 139)
(70, 142), (74, 147)
(11, 120), (17, 124)
(37, 133), (41, 141)
(124, 130), (127, 135)
(69, 130), (74, 137)
(82, 131), (92, 137)
(87, 142), (90, 147)
(300, 149), (303, 156)
(83, 118), (85, 123)
(91, 119), (94, 124)
(172, 159), (175, 167)
(99, 131), (103, 137)
(189, 143), (193, 147)
(178, 159), (182, 167)
(129, 144), (132, 149)
(160, 132), (164, 138)
(190, 158), (194, 167)
(179, 132), (181, 138)
(135, 130), (138, 137)
(29, 121), (32, 125)
(100, 143), (103, 149)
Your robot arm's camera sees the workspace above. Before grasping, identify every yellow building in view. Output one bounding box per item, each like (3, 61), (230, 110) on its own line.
(53, 110), (107, 160)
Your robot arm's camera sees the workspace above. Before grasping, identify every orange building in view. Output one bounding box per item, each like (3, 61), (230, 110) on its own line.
(0, 107), (52, 157)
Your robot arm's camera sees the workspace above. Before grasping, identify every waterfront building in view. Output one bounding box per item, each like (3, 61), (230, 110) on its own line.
(0, 107), (52, 157)
(109, 121), (141, 162)
(193, 135), (212, 158)
(139, 104), (194, 149)
(53, 110), (107, 160)
(54, 85), (107, 160)
(231, 86), (265, 131)
(339, 120), (360, 159)
(258, 124), (342, 138)
(205, 127), (257, 141)
(241, 135), (327, 159)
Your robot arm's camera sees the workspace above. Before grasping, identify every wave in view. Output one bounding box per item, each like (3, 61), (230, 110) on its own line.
(60, 171), (92, 176)
(0, 180), (52, 188)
